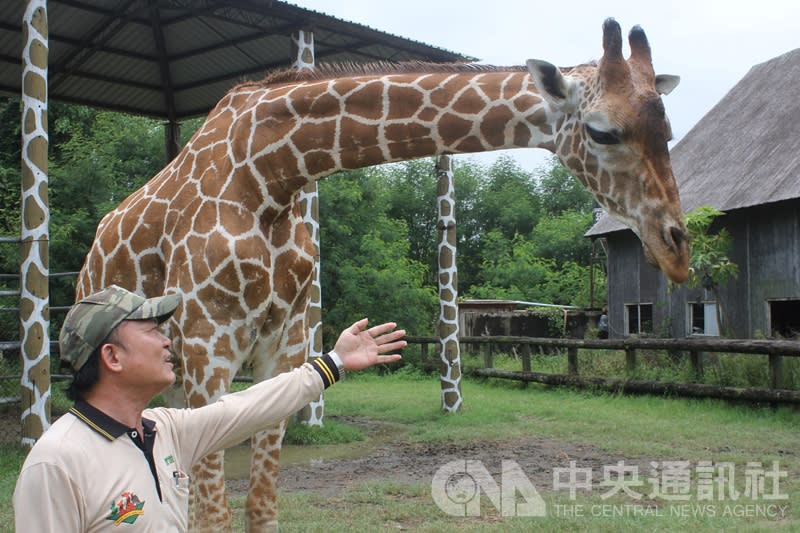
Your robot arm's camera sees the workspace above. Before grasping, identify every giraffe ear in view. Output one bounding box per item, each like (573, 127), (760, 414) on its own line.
(526, 59), (577, 112)
(655, 74), (680, 95)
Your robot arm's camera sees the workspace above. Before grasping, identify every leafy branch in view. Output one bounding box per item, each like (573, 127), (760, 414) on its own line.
(685, 206), (738, 335)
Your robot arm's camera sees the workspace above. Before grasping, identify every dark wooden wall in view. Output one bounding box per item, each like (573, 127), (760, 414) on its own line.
(603, 199), (800, 339)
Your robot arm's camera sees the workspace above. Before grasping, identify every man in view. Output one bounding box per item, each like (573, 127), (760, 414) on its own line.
(14, 285), (405, 531)
(598, 306), (609, 339)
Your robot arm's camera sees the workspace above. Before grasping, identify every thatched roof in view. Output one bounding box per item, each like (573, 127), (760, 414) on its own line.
(587, 48), (800, 237)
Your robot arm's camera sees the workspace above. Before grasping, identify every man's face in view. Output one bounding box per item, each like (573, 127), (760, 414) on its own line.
(112, 319), (176, 394)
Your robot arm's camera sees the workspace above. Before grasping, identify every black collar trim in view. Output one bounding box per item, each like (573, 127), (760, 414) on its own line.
(69, 401), (155, 441)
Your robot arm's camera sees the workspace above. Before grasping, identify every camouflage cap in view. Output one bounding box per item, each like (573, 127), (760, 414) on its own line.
(59, 285), (180, 371)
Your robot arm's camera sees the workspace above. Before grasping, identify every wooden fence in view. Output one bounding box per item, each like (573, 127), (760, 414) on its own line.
(406, 335), (800, 404)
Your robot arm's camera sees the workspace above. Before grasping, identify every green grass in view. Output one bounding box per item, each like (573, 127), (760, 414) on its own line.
(329, 373), (798, 461)
(238, 486), (790, 532)
(0, 445), (23, 533)
(283, 417), (365, 445)
(4, 373), (799, 531)
(460, 348), (800, 390)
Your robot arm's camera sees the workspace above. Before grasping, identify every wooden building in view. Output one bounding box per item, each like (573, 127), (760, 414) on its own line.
(587, 49), (800, 339)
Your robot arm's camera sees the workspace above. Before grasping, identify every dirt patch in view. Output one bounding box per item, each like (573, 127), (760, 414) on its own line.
(227, 416), (654, 497)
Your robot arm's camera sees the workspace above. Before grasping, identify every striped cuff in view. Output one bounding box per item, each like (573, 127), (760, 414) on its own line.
(310, 353), (341, 389)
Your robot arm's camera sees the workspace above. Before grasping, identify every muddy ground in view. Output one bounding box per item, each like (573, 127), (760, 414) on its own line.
(227, 416), (655, 497)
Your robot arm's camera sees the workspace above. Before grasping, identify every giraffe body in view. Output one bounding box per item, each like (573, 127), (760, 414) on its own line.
(77, 19), (688, 531)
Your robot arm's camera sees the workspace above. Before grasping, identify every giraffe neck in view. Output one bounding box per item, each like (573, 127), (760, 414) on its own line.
(229, 66), (563, 195)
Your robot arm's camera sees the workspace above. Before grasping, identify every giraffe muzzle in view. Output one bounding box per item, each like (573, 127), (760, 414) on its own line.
(642, 222), (689, 284)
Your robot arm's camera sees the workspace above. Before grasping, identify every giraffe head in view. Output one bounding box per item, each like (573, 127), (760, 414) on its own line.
(527, 18), (688, 283)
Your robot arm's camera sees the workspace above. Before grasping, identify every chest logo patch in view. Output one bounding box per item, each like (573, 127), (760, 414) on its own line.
(106, 491), (145, 525)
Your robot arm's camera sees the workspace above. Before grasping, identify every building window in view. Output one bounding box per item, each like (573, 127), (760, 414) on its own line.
(624, 303), (653, 335)
(769, 299), (800, 339)
(688, 302), (719, 336)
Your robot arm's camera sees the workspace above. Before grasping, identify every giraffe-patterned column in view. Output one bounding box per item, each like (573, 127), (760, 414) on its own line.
(293, 29), (325, 426)
(19, 0), (50, 448)
(436, 155), (463, 412)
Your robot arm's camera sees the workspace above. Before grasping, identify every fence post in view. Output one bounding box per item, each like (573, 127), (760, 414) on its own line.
(484, 343), (494, 369)
(521, 343), (531, 373)
(769, 354), (783, 389)
(689, 351), (704, 382)
(625, 348), (637, 374)
(567, 347), (579, 375)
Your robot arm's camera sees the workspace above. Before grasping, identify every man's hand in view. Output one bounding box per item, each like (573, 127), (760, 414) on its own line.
(332, 318), (406, 371)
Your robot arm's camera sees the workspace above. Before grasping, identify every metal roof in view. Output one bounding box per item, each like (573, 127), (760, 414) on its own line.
(587, 48), (800, 237)
(1, 0), (473, 120)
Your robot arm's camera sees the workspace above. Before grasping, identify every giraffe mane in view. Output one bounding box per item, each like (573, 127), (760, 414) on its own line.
(232, 60), (596, 92)
(235, 61), (529, 90)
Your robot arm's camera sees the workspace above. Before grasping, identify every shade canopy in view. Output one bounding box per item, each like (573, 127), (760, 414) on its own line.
(1, 0), (473, 120)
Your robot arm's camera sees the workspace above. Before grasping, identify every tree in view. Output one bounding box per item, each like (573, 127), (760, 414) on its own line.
(47, 105), (165, 310)
(474, 156), (541, 239)
(530, 209), (594, 267)
(685, 205), (739, 336)
(535, 156), (596, 216)
(0, 98), (21, 236)
(319, 169), (438, 339)
(382, 159), (439, 285)
(465, 230), (600, 306)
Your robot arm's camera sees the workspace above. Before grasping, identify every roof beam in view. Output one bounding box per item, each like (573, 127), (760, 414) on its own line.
(50, 0), (143, 92)
(148, 2), (177, 121)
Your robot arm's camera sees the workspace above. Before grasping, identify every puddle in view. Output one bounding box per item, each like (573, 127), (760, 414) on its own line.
(224, 418), (404, 479)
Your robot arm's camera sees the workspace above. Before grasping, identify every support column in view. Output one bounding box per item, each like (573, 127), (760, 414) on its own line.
(164, 120), (181, 163)
(436, 155), (462, 412)
(19, 0), (50, 449)
(293, 29), (325, 426)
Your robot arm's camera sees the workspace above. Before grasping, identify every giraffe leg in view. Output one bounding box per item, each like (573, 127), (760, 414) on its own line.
(189, 451), (232, 533)
(245, 422), (286, 532)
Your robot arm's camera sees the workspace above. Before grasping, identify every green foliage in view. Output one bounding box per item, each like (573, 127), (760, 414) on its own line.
(535, 156), (596, 216)
(468, 231), (551, 301)
(0, 100), (21, 236)
(319, 169), (438, 339)
(466, 231), (603, 307)
(685, 206), (739, 336)
(530, 209), (593, 266)
(474, 156), (541, 239)
(382, 159), (439, 285)
(686, 206), (739, 291)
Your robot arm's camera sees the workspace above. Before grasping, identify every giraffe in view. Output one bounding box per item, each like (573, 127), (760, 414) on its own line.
(75, 18), (688, 532)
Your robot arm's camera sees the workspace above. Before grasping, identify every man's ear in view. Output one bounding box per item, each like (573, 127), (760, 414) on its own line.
(99, 343), (124, 373)
(526, 59), (578, 112)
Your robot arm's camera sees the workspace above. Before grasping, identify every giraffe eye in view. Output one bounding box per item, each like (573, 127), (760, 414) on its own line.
(585, 124), (620, 145)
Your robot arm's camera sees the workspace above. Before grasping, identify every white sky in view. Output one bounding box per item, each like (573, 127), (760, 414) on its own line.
(290, 0), (800, 171)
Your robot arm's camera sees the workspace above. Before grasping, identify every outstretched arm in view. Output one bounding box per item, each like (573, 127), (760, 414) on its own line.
(331, 318), (406, 371)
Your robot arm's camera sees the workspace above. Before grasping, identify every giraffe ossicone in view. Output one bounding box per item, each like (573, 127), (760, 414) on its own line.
(76, 17), (687, 531)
